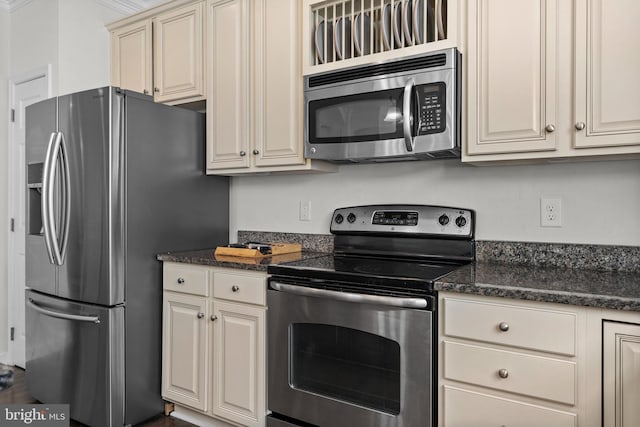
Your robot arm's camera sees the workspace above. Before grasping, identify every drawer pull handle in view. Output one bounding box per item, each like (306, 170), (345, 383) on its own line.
(498, 322), (509, 332)
(498, 369), (509, 379)
(177, 277), (185, 284)
(210, 315), (218, 321)
(232, 285), (240, 292)
(197, 312), (205, 319)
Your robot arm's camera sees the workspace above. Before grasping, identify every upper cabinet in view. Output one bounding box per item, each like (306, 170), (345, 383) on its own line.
(110, 20), (153, 96)
(464, 0), (640, 162)
(205, 0), (336, 175)
(302, 0), (460, 75)
(108, 0), (205, 105)
(154, 2), (205, 103)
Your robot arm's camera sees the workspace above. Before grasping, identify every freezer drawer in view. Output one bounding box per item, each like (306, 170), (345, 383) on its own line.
(25, 290), (125, 427)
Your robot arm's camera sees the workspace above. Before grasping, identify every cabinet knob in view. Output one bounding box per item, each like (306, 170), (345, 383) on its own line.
(240, 151), (246, 157)
(252, 149), (259, 155)
(545, 124), (556, 133)
(575, 121), (586, 131)
(177, 277), (185, 284)
(232, 285), (240, 292)
(498, 322), (509, 332)
(154, 87), (160, 93)
(197, 312), (205, 319)
(498, 369), (509, 379)
(210, 315), (218, 321)
(143, 89), (149, 95)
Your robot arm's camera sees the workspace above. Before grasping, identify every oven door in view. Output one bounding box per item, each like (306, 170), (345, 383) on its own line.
(267, 283), (434, 427)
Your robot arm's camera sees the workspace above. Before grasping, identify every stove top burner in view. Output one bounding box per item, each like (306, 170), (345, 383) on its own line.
(268, 254), (467, 296)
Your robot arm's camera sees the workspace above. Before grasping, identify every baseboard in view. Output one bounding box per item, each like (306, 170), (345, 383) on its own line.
(0, 352), (10, 366)
(171, 405), (236, 427)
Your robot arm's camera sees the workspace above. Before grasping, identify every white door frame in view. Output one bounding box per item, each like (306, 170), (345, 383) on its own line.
(5, 65), (52, 366)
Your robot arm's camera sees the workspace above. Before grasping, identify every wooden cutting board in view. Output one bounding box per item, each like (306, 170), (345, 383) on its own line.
(214, 242), (302, 258)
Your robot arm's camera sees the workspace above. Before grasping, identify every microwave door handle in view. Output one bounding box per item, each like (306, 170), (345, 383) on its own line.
(270, 281), (428, 309)
(403, 78), (415, 152)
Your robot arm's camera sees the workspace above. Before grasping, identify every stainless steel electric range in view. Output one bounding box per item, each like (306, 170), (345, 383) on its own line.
(266, 204), (475, 427)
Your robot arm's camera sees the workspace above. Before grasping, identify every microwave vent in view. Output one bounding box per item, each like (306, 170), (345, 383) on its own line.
(308, 53), (448, 88)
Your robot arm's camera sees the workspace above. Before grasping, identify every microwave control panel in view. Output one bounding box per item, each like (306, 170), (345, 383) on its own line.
(415, 82), (446, 135)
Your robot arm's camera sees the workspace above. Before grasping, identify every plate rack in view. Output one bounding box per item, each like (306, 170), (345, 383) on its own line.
(310, 0), (448, 66)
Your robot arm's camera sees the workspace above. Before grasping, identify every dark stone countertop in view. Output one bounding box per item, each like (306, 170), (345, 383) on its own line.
(157, 248), (328, 272)
(435, 261), (640, 312)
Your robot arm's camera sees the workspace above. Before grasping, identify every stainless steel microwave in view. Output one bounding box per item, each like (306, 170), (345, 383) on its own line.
(304, 48), (461, 163)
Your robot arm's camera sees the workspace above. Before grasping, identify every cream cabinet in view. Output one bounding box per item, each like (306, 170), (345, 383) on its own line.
(438, 293), (584, 427)
(603, 321), (640, 427)
(153, 2), (205, 103)
(463, 0), (640, 162)
(162, 262), (267, 427)
(162, 291), (208, 411)
(108, 0), (205, 105)
(205, 0), (336, 175)
(110, 19), (153, 96)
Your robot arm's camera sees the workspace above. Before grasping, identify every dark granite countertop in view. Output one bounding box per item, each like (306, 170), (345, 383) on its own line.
(435, 261), (640, 312)
(157, 248), (329, 272)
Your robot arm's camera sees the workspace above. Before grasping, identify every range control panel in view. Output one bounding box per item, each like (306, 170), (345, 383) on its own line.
(331, 204), (474, 238)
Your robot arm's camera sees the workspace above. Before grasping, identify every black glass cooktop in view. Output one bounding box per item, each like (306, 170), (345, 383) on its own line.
(268, 254), (467, 297)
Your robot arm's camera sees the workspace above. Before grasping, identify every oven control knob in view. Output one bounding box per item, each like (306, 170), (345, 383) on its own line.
(347, 213), (357, 223)
(455, 216), (467, 227)
(438, 214), (450, 226)
(335, 214), (344, 224)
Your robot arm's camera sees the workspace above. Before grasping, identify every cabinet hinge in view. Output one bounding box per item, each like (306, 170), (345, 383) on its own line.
(10, 218), (14, 232)
(11, 109), (15, 122)
(10, 327), (14, 341)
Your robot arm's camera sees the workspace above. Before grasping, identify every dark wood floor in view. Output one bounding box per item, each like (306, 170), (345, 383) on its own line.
(0, 366), (197, 427)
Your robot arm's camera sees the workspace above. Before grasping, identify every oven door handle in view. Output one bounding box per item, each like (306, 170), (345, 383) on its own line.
(270, 281), (428, 309)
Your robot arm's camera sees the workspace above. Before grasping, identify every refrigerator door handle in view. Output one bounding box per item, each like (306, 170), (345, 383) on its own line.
(27, 298), (101, 324)
(41, 131), (57, 264)
(58, 132), (71, 264)
(47, 131), (64, 266)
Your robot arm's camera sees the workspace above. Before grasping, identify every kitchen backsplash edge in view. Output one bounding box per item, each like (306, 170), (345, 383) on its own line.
(237, 231), (639, 272)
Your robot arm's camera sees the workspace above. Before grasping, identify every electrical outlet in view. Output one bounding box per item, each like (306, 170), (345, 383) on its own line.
(540, 197), (562, 227)
(299, 200), (311, 221)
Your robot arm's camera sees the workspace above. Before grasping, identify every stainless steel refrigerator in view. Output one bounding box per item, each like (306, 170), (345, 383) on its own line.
(24, 87), (229, 427)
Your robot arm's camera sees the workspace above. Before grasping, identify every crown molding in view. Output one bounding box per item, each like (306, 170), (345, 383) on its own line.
(0, 0), (34, 13)
(95, 0), (167, 15)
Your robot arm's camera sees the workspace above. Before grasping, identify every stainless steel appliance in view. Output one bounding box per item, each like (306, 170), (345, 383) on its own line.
(24, 87), (229, 427)
(267, 204), (475, 427)
(304, 48), (461, 163)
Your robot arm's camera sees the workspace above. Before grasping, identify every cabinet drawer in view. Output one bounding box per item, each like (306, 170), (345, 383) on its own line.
(213, 271), (265, 306)
(443, 297), (576, 355)
(443, 341), (576, 405)
(443, 386), (577, 427)
(163, 263), (209, 296)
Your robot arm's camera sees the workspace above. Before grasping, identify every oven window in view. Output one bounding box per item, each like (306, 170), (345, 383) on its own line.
(289, 323), (401, 414)
(308, 89), (405, 144)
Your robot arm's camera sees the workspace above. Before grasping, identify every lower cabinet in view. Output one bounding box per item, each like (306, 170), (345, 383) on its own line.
(438, 293), (584, 427)
(603, 321), (640, 427)
(162, 262), (267, 427)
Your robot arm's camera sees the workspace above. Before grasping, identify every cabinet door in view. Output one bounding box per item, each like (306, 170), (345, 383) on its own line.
(154, 2), (204, 103)
(110, 20), (152, 95)
(252, 0), (304, 167)
(162, 292), (208, 411)
(603, 321), (640, 427)
(574, 0), (640, 149)
(211, 300), (266, 427)
(206, 0), (250, 170)
(466, 0), (559, 155)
